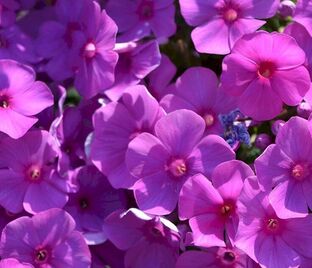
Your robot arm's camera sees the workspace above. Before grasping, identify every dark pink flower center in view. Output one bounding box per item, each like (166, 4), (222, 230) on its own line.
(79, 197), (89, 209)
(0, 94), (9, 109)
(84, 42), (97, 59)
(223, 8), (238, 22)
(203, 113), (215, 127)
(26, 165), (42, 182)
(222, 251), (236, 264)
(266, 218), (279, 232)
(291, 163), (310, 181)
(168, 159), (187, 177)
(34, 248), (49, 264)
(258, 61), (276, 79)
(220, 204), (232, 216)
(137, 0), (154, 20)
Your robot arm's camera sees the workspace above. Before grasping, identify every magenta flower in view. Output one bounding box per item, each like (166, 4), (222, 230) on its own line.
(64, 165), (127, 244)
(91, 85), (164, 189)
(255, 117), (312, 218)
(104, 208), (180, 268)
(179, 160), (253, 247)
(145, 53), (176, 101)
(0, 208), (91, 267)
(221, 31), (311, 120)
(0, 130), (71, 214)
(160, 67), (237, 135)
(106, 0), (176, 42)
(179, 0), (279, 54)
(293, 0), (312, 36)
(126, 109), (235, 215)
(176, 246), (258, 268)
(235, 177), (312, 267)
(105, 40), (161, 101)
(0, 60), (53, 139)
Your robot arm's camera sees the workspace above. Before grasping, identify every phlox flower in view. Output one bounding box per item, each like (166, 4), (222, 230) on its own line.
(221, 31), (311, 120)
(126, 109), (235, 215)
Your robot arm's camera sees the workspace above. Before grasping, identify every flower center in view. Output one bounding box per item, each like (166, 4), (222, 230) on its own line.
(266, 218), (279, 231)
(223, 8), (238, 22)
(291, 164), (310, 181)
(27, 166), (42, 182)
(223, 251), (236, 264)
(221, 204), (232, 215)
(137, 0), (154, 20)
(168, 159), (187, 177)
(84, 42), (97, 59)
(0, 99), (8, 108)
(0, 94), (9, 109)
(258, 61), (276, 79)
(79, 198), (89, 209)
(203, 113), (215, 127)
(35, 249), (49, 264)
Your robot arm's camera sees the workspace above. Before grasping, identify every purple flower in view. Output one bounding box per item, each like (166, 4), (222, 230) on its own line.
(255, 117), (312, 218)
(126, 109), (235, 215)
(235, 177), (312, 267)
(0, 130), (71, 214)
(179, 160), (253, 247)
(221, 31), (311, 120)
(104, 208), (180, 268)
(106, 0), (176, 42)
(91, 85), (164, 189)
(105, 40), (161, 101)
(0, 208), (91, 267)
(176, 246), (259, 268)
(36, 0), (92, 81)
(160, 67), (237, 135)
(72, 4), (119, 99)
(0, 60), (53, 139)
(36, 0), (118, 99)
(145, 53), (176, 101)
(293, 0), (312, 37)
(64, 165), (127, 244)
(179, 0), (279, 54)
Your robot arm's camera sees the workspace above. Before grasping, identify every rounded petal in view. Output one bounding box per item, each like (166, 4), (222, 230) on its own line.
(0, 109), (37, 139)
(11, 81), (53, 116)
(271, 67), (310, 106)
(269, 180), (308, 219)
(179, 174), (223, 220)
(188, 135), (235, 177)
(126, 133), (170, 178)
(238, 78), (283, 120)
(191, 18), (230, 55)
(134, 172), (181, 215)
(211, 160), (254, 200)
(275, 116), (312, 161)
(155, 110), (206, 157)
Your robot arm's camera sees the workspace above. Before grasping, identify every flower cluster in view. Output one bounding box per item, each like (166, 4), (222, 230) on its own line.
(0, 0), (311, 267)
